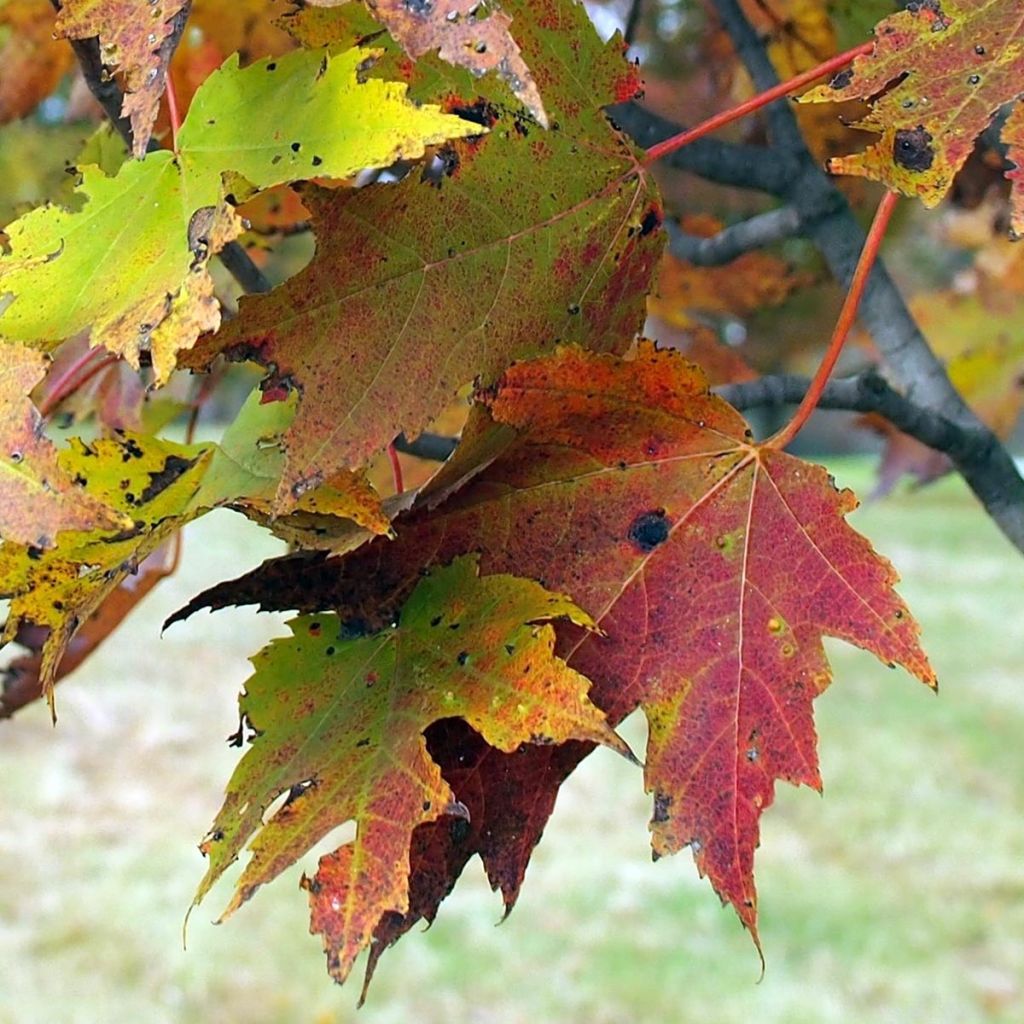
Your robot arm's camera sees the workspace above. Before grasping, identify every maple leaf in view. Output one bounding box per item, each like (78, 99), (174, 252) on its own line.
(0, 393), (387, 710)
(184, 0), (660, 507)
(800, 0), (1024, 228)
(176, 344), (934, 970)
(191, 555), (629, 986)
(0, 45), (479, 383)
(0, 344), (128, 547)
(307, 0), (547, 127)
(0, 433), (213, 710)
(54, 0), (188, 157)
(1, 540), (175, 718)
(0, 0), (73, 124)
(1005, 102), (1024, 236)
(359, 715), (588, 1000)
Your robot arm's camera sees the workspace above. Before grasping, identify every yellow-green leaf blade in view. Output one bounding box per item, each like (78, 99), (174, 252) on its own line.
(192, 388), (390, 535)
(176, 46), (483, 210)
(801, 1), (1024, 209)
(0, 156), (190, 349)
(0, 432), (213, 706)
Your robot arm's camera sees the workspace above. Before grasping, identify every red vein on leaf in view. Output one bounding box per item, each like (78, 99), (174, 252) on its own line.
(767, 189), (899, 450)
(643, 41), (873, 164)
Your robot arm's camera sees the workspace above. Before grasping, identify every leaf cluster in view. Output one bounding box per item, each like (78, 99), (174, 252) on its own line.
(2, 0), (1020, 1001)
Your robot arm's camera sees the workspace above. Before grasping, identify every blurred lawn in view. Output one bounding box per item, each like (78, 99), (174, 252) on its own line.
(2, 458), (1023, 1024)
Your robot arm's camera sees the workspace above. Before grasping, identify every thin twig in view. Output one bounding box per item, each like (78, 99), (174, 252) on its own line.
(768, 190), (898, 450)
(387, 442), (405, 494)
(718, 371), (997, 477)
(665, 206), (801, 265)
(623, 0), (643, 46)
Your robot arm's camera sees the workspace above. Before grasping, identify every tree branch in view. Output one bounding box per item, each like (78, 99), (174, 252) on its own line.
(623, 0), (643, 46)
(719, 371), (979, 457)
(51, 0), (272, 295)
(665, 206), (801, 265)
(619, 0), (1024, 553)
(720, 372), (1024, 544)
(394, 432), (459, 462)
(609, 102), (800, 196)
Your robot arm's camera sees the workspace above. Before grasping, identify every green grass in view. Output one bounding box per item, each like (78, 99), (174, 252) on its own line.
(2, 460), (1023, 1024)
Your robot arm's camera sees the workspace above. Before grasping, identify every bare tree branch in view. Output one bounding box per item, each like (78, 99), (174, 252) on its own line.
(218, 242), (273, 294)
(719, 372), (983, 459)
(665, 206), (802, 265)
(623, 0), (643, 46)
(51, 0), (272, 295)
(609, 102), (800, 195)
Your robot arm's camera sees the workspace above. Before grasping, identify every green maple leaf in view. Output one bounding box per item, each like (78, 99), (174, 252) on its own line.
(0, 44), (480, 383)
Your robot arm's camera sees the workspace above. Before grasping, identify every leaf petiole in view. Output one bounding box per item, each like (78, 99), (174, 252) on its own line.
(165, 71), (182, 153)
(643, 41), (873, 164)
(387, 441), (405, 494)
(766, 189), (899, 450)
(38, 349), (119, 418)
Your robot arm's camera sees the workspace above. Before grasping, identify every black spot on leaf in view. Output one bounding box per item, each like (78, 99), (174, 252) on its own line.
(448, 98), (500, 129)
(628, 509), (670, 552)
(640, 208), (662, 236)
(139, 455), (196, 504)
(893, 126), (934, 172)
(829, 69), (853, 90)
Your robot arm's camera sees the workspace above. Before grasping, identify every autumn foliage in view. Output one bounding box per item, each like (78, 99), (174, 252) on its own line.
(0, 0), (1021, 1002)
